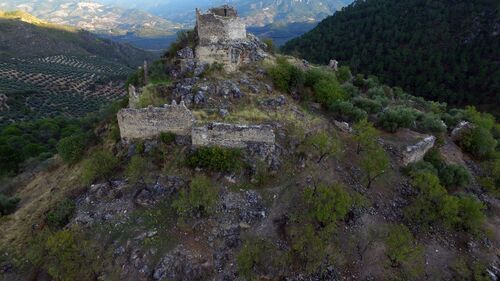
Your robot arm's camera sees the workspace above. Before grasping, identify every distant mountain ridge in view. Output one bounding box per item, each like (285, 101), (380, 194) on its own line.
(0, 0), (183, 37)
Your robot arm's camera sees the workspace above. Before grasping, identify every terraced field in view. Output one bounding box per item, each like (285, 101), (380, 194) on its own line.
(0, 55), (132, 125)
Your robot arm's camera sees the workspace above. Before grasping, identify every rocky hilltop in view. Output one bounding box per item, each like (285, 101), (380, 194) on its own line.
(0, 5), (499, 281)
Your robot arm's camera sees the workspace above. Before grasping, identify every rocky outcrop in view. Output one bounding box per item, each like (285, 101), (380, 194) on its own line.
(192, 122), (275, 149)
(117, 101), (194, 140)
(153, 245), (212, 281)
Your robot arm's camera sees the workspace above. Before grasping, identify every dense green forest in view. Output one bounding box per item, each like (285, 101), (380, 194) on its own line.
(282, 0), (500, 108)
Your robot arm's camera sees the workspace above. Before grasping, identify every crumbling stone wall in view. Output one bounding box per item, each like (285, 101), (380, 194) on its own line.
(194, 5), (266, 72)
(402, 136), (436, 166)
(128, 84), (141, 109)
(117, 101), (194, 140)
(192, 122), (275, 149)
(196, 6), (246, 46)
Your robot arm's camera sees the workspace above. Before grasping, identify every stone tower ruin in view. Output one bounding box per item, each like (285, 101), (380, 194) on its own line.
(194, 5), (266, 72)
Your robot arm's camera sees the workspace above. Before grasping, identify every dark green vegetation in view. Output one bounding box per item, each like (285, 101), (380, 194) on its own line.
(0, 14), (157, 125)
(172, 175), (218, 218)
(0, 193), (20, 216)
(0, 99), (126, 176)
(186, 146), (243, 173)
(282, 0), (500, 109)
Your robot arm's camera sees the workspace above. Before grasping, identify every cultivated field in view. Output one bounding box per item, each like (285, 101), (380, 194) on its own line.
(0, 55), (132, 125)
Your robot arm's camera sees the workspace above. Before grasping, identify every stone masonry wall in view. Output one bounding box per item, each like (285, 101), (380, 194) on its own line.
(117, 101), (194, 140)
(402, 136), (436, 166)
(196, 8), (246, 46)
(192, 122), (275, 149)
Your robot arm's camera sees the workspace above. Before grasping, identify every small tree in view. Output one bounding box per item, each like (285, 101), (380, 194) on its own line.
(81, 150), (119, 185)
(306, 132), (341, 163)
(457, 196), (486, 233)
(304, 183), (352, 227)
(352, 118), (379, 154)
(46, 199), (76, 229)
(385, 224), (424, 278)
(57, 133), (87, 163)
(360, 147), (389, 189)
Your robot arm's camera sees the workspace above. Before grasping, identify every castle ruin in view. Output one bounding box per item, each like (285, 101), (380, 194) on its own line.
(194, 5), (266, 72)
(116, 5), (274, 151)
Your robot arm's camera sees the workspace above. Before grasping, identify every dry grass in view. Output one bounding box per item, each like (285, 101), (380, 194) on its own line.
(0, 160), (85, 252)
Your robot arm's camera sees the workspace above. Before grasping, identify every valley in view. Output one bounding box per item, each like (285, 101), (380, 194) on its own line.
(0, 13), (157, 125)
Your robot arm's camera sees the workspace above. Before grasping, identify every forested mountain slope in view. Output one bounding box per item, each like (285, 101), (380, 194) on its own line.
(282, 0), (500, 107)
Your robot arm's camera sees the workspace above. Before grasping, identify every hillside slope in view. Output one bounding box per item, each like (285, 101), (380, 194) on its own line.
(0, 12), (156, 66)
(282, 0), (500, 107)
(0, 13), (158, 124)
(1, 32), (499, 281)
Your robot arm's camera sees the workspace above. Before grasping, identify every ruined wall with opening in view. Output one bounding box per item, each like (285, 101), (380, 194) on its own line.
(117, 102), (194, 140)
(192, 122), (275, 149)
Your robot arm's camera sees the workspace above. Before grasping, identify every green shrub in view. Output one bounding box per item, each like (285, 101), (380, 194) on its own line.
(268, 57), (304, 93)
(288, 223), (329, 273)
(385, 224), (424, 279)
(405, 172), (486, 233)
(304, 68), (336, 88)
(237, 238), (288, 280)
(419, 114), (447, 134)
(402, 161), (438, 178)
(341, 83), (359, 98)
(262, 38), (276, 54)
(313, 78), (346, 109)
(439, 164), (471, 189)
(137, 85), (167, 108)
(159, 132), (176, 145)
(459, 127), (497, 160)
(57, 133), (87, 163)
(173, 175), (218, 218)
(126, 155), (148, 184)
(186, 147), (243, 172)
(353, 97), (383, 114)
(336, 66), (352, 84)
(333, 101), (367, 122)
(46, 199), (76, 229)
(81, 151), (119, 185)
(378, 106), (419, 132)
(28, 229), (100, 281)
(0, 193), (20, 216)
(457, 196), (486, 233)
(304, 183), (352, 227)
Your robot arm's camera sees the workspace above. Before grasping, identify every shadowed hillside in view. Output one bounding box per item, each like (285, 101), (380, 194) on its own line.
(282, 0), (500, 109)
